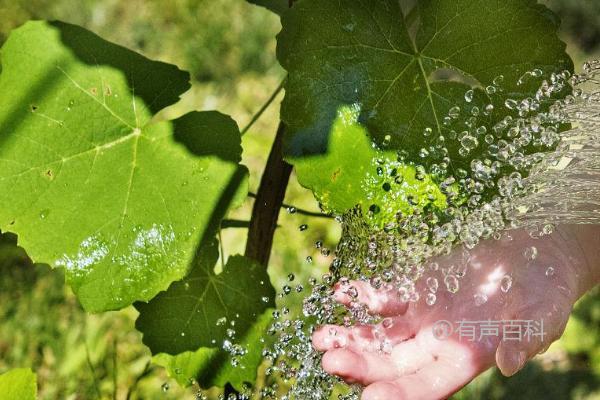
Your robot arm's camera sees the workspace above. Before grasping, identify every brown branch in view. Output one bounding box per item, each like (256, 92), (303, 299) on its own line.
(244, 122), (292, 266)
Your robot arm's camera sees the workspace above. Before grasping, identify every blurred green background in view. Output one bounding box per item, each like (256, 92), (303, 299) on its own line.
(0, 0), (598, 398)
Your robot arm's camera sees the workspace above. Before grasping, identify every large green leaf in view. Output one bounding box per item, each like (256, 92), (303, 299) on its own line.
(0, 368), (37, 400)
(153, 309), (273, 390)
(277, 0), (572, 214)
(0, 21), (248, 312)
(135, 239), (275, 355)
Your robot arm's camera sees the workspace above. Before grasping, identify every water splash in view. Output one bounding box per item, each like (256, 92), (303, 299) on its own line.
(505, 61), (600, 226)
(212, 61), (600, 399)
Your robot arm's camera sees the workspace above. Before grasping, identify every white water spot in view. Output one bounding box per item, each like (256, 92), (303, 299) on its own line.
(55, 235), (109, 273)
(478, 265), (505, 296)
(113, 224), (177, 272)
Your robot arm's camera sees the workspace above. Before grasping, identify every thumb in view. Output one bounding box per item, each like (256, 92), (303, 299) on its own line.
(495, 340), (530, 376)
(495, 308), (570, 376)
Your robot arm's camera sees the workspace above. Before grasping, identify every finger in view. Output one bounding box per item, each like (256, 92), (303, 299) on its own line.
(312, 320), (416, 353)
(495, 314), (568, 376)
(312, 324), (377, 352)
(495, 340), (529, 377)
(375, 318), (415, 346)
(362, 354), (480, 400)
(322, 348), (399, 385)
(334, 280), (409, 317)
(496, 296), (573, 376)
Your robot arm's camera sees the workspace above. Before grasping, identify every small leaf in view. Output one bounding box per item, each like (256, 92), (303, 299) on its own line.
(293, 104), (447, 222)
(277, 0), (572, 215)
(153, 309), (273, 390)
(0, 368), (37, 400)
(135, 240), (275, 355)
(0, 21), (248, 312)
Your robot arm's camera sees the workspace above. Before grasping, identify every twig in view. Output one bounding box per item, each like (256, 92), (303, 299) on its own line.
(240, 77), (286, 136)
(221, 219), (251, 229)
(248, 192), (334, 220)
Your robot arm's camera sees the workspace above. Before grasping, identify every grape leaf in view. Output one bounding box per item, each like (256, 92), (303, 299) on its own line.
(135, 238), (275, 355)
(153, 309), (273, 390)
(277, 0), (572, 214)
(0, 21), (248, 312)
(294, 104), (447, 223)
(0, 368), (37, 400)
(247, 0), (291, 15)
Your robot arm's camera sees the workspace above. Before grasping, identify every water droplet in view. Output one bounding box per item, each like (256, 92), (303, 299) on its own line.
(448, 106), (461, 119)
(542, 224), (554, 235)
(288, 273), (295, 281)
(505, 99), (518, 110)
(423, 127), (433, 137)
(464, 89), (474, 102)
(524, 246), (538, 261)
(460, 135), (479, 151)
(485, 85), (497, 95)
(500, 275), (513, 292)
(382, 318), (394, 329)
(287, 206), (297, 214)
(425, 292), (437, 306)
(299, 224), (308, 231)
(444, 275), (459, 293)
(305, 256), (313, 263)
(342, 22), (356, 32)
(216, 317), (227, 326)
(426, 277), (438, 293)
(345, 285), (358, 298)
(161, 382), (170, 392)
(545, 267), (555, 276)
(39, 209), (50, 220)
(369, 204), (381, 215)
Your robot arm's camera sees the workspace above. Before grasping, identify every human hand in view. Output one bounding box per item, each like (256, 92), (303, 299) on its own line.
(312, 226), (600, 400)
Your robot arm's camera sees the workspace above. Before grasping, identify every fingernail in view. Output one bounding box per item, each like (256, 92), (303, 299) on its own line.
(506, 350), (527, 376)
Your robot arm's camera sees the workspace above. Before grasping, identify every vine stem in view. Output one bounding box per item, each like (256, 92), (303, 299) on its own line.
(240, 77), (286, 136)
(244, 122), (292, 265)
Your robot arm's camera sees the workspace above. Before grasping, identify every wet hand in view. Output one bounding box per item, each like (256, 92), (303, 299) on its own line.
(312, 227), (599, 400)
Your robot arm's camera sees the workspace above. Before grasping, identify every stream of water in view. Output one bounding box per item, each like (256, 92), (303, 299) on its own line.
(207, 60), (600, 400)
